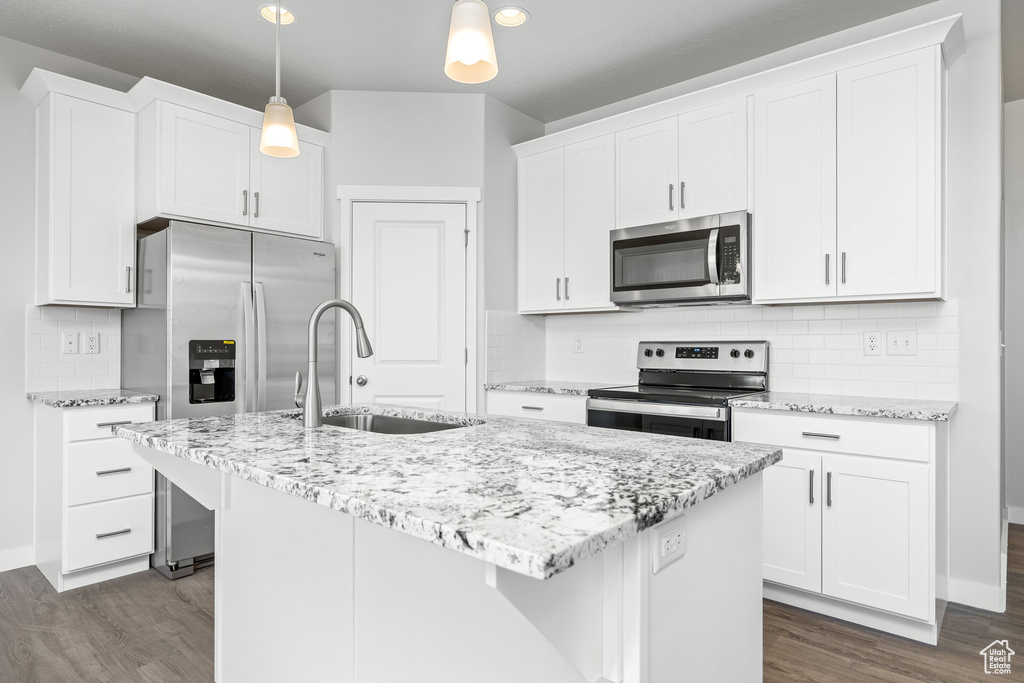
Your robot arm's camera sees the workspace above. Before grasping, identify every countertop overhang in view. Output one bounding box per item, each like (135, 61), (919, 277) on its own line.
(115, 403), (781, 579)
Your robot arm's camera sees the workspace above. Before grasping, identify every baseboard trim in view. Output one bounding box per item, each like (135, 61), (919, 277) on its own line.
(1007, 506), (1024, 525)
(0, 545), (34, 573)
(949, 577), (1006, 613)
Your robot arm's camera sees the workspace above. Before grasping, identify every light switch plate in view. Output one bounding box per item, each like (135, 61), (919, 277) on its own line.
(651, 515), (687, 574)
(889, 331), (918, 356)
(61, 332), (79, 354)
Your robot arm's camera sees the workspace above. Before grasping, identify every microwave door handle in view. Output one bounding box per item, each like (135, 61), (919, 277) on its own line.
(707, 228), (720, 285)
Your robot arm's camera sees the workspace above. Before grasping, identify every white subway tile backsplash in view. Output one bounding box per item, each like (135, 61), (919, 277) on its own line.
(25, 306), (121, 394)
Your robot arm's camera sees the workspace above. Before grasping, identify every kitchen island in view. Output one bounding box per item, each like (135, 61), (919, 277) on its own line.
(116, 404), (781, 683)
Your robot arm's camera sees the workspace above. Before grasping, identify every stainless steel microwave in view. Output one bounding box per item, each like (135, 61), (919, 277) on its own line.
(610, 211), (751, 307)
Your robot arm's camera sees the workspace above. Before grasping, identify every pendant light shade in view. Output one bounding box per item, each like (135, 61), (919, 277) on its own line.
(444, 0), (498, 84)
(260, 4), (300, 158)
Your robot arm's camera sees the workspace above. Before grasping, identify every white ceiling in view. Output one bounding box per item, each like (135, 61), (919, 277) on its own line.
(1, 0), (939, 123)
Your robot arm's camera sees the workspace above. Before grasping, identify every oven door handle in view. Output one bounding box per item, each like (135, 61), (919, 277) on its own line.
(587, 398), (723, 421)
(707, 227), (720, 285)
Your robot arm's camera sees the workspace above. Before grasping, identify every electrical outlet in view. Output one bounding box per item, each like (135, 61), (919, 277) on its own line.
(83, 332), (100, 354)
(574, 335), (584, 354)
(651, 515), (687, 574)
(863, 332), (882, 356)
(889, 331), (918, 356)
(61, 332), (79, 354)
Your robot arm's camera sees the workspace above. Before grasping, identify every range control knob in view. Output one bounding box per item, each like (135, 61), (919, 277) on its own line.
(744, 349), (755, 359)
(730, 349), (741, 359)
(644, 348), (654, 358)
(655, 348), (665, 357)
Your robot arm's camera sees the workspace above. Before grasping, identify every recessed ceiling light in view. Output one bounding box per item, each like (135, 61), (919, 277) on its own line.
(259, 4), (296, 25)
(493, 6), (529, 27)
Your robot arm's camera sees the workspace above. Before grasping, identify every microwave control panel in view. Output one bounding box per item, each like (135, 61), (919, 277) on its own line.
(719, 225), (742, 284)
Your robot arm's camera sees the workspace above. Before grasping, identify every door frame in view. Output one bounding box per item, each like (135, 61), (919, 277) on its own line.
(337, 185), (480, 412)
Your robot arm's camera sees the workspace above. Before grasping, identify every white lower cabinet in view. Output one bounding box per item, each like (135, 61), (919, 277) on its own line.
(486, 391), (587, 424)
(35, 403), (156, 592)
(735, 408), (946, 643)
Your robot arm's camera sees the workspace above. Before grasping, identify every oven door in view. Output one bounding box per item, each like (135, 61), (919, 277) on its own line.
(586, 398), (731, 441)
(610, 222), (719, 305)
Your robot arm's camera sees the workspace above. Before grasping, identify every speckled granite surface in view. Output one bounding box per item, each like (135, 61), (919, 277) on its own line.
(115, 403), (780, 579)
(729, 391), (957, 422)
(484, 380), (609, 396)
(28, 389), (160, 408)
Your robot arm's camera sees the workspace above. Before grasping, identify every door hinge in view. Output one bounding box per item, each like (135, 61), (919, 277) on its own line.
(464, 229), (470, 247)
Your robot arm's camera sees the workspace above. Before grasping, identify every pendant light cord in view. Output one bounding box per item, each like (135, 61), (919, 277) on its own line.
(275, 6), (281, 99)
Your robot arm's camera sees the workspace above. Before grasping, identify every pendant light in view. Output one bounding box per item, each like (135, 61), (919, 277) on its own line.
(444, 0), (498, 84)
(259, 4), (300, 158)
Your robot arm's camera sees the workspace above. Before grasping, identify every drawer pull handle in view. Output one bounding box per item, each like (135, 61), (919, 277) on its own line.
(96, 528), (132, 540)
(801, 431), (840, 440)
(522, 406), (544, 411)
(96, 467), (132, 476)
(96, 420), (133, 428)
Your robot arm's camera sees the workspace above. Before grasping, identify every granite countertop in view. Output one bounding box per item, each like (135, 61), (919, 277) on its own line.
(28, 389), (160, 408)
(115, 403), (781, 580)
(729, 391), (957, 422)
(484, 380), (610, 396)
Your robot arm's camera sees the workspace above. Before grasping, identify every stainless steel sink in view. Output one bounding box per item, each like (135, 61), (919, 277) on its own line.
(320, 413), (465, 434)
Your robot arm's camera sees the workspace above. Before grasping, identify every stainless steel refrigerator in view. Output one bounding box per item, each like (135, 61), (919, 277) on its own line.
(122, 221), (336, 579)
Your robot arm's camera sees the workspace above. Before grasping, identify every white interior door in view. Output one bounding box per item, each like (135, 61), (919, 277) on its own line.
(351, 202), (468, 411)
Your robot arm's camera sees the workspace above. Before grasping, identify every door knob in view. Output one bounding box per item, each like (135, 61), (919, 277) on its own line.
(355, 375), (368, 386)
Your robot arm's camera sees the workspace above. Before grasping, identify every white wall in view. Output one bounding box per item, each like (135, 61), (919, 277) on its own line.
(1005, 98), (1024, 521)
(0, 35), (137, 570)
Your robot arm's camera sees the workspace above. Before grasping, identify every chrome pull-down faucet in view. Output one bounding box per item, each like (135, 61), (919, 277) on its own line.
(295, 299), (373, 428)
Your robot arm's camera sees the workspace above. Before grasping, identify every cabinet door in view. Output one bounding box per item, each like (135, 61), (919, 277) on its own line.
(48, 95), (136, 306)
(615, 118), (678, 228)
(821, 454), (930, 619)
(517, 149), (565, 313)
(563, 135), (616, 310)
(752, 75), (837, 302)
(837, 48), (940, 298)
(249, 130), (324, 239)
(678, 99), (747, 218)
(762, 449), (822, 592)
(159, 102), (251, 226)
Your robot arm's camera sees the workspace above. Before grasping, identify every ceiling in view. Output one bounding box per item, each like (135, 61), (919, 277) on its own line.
(0, 0), (940, 123)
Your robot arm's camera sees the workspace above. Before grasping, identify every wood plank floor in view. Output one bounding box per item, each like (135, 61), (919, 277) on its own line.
(1, 528), (1022, 682)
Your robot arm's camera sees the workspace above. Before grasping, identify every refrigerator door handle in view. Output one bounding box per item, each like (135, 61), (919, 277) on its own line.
(242, 281), (256, 413)
(254, 281), (268, 412)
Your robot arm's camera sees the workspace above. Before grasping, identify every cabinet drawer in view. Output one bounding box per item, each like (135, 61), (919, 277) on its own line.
(487, 391), (586, 424)
(67, 441), (153, 507)
(65, 404), (154, 442)
(733, 409), (929, 462)
(65, 495), (153, 572)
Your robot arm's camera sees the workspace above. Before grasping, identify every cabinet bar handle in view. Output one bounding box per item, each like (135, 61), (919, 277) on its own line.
(125, 266), (132, 294)
(842, 252), (847, 284)
(242, 189), (248, 216)
(96, 420), (133, 428)
(556, 277), (562, 301)
(522, 406), (544, 411)
(668, 183), (674, 211)
(825, 254), (830, 285)
(809, 469), (815, 505)
(254, 191), (260, 218)
(801, 431), (840, 440)
(680, 180), (686, 209)
(96, 467), (132, 476)
(826, 472), (833, 508)
(565, 277), (570, 301)
(96, 528), (132, 540)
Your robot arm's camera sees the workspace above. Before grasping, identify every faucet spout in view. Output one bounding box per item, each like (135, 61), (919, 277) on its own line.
(301, 299), (374, 428)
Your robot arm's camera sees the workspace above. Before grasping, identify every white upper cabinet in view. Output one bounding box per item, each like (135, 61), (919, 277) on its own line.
(753, 74), (838, 302)
(836, 48), (941, 298)
(518, 136), (618, 314)
(616, 119), (678, 228)
(26, 74), (137, 308)
(678, 99), (748, 219)
(136, 90), (326, 241)
(249, 128), (324, 239)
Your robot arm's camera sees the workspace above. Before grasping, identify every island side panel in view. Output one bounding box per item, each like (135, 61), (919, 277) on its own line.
(647, 472), (763, 683)
(216, 476), (355, 683)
